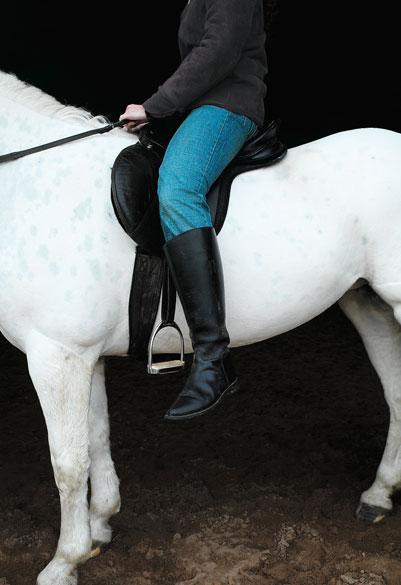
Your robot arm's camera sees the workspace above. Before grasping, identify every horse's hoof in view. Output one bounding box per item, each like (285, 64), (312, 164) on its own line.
(88, 544), (102, 559)
(89, 540), (111, 558)
(355, 501), (391, 523)
(89, 532), (119, 558)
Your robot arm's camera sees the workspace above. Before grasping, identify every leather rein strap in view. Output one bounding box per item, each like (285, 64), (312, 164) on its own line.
(0, 118), (129, 164)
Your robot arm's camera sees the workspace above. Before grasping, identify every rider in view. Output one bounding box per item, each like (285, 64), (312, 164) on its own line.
(119, 0), (269, 421)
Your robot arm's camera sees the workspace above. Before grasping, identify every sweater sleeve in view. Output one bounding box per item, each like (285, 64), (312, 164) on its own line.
(142, 0), (258, 118)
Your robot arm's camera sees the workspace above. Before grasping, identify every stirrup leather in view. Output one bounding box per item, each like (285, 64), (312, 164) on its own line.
(147, 259), (185, 374)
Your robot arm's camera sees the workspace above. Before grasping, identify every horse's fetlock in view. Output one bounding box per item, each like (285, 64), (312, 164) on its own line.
(57, 533), (92, 565)
(90, 490), (121, 517)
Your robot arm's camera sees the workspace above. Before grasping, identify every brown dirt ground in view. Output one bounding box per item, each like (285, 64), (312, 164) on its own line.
(1, 302), (401, 585)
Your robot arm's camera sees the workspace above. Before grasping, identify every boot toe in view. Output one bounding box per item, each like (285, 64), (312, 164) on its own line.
(164, 390), (212, 420)
(164, 365), (239, 421)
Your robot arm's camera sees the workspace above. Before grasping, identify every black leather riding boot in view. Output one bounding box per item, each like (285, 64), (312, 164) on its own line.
(162, 226), (239, 421)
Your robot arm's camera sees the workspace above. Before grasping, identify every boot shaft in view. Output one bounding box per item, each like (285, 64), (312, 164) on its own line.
(162, 227), (230, 355)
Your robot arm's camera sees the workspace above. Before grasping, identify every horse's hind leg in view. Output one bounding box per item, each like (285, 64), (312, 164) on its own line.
(25, 329), (95, 585)
(338, 285), (401, 523)
(88, 358), (121, 553)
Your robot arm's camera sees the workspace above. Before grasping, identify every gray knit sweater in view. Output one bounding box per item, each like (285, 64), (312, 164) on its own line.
(142, 0), (268, 128)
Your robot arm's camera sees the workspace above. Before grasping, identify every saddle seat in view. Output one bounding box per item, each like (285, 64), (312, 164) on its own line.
(110, 115), (287, 363)
(111, 116), (287, 258)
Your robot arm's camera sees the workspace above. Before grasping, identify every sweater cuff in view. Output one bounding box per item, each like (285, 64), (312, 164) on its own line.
(142, 88), (178, 118)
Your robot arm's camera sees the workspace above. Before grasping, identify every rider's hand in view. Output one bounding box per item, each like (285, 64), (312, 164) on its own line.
(119, 104), (150, 133)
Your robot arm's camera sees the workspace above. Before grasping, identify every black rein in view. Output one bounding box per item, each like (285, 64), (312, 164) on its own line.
(0, 118), (131, 164)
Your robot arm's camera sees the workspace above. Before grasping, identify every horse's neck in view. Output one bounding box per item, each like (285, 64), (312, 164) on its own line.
(0, 95), (132, 153)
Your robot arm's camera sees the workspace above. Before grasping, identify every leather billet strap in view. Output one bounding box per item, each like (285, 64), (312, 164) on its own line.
(161, 261), (177, 324)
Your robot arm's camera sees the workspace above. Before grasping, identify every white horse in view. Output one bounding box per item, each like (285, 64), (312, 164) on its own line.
(1, 68), (401, 584)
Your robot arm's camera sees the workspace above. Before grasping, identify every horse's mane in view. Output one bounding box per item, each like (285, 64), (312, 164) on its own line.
(0, 69), (111, 129)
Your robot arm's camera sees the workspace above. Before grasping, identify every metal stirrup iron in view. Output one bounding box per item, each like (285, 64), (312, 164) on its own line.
(147, 258), (185, 374)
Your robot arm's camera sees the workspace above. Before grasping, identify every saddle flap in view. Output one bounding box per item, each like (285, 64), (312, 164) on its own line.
(110, 141), (166, 257)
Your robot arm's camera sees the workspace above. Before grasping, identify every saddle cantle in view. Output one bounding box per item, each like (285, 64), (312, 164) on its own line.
(110, 115), (287, 366)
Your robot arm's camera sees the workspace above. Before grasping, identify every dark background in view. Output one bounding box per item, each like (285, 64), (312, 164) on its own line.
(0, 0), (399, 146)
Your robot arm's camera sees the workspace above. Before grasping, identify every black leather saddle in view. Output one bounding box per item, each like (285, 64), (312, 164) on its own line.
(111, 114), (287, 257)
(110, 114), (287, 365)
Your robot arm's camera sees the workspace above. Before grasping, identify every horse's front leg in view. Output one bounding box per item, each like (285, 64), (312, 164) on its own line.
(339, 285), (401, 523)
(88, 358), (121, 552)
(26, 329), (95, 585)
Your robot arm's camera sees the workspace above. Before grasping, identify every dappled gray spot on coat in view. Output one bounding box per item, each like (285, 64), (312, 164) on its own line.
(104, 261), (123, 282)
(64, 290), (73, 302)
(105, 208), (116, 222)
(84, 235), (93, 252)
(84, 283), (95, 296)
(0, 115), (8, 128)
(274, 163), (291, 180)
(101, 231), (110, 244)
(111, 269), (123, 282)
(37, 244), (49, 259)
(49, 262), (59, 275)
(103, 199), (118, 224)
(70, 265), (77, 277)
(30, 225), (38, 236)
(89, 259), (101, 280)
(72, 198), (93, 221)
(17, 238), (28, 272)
